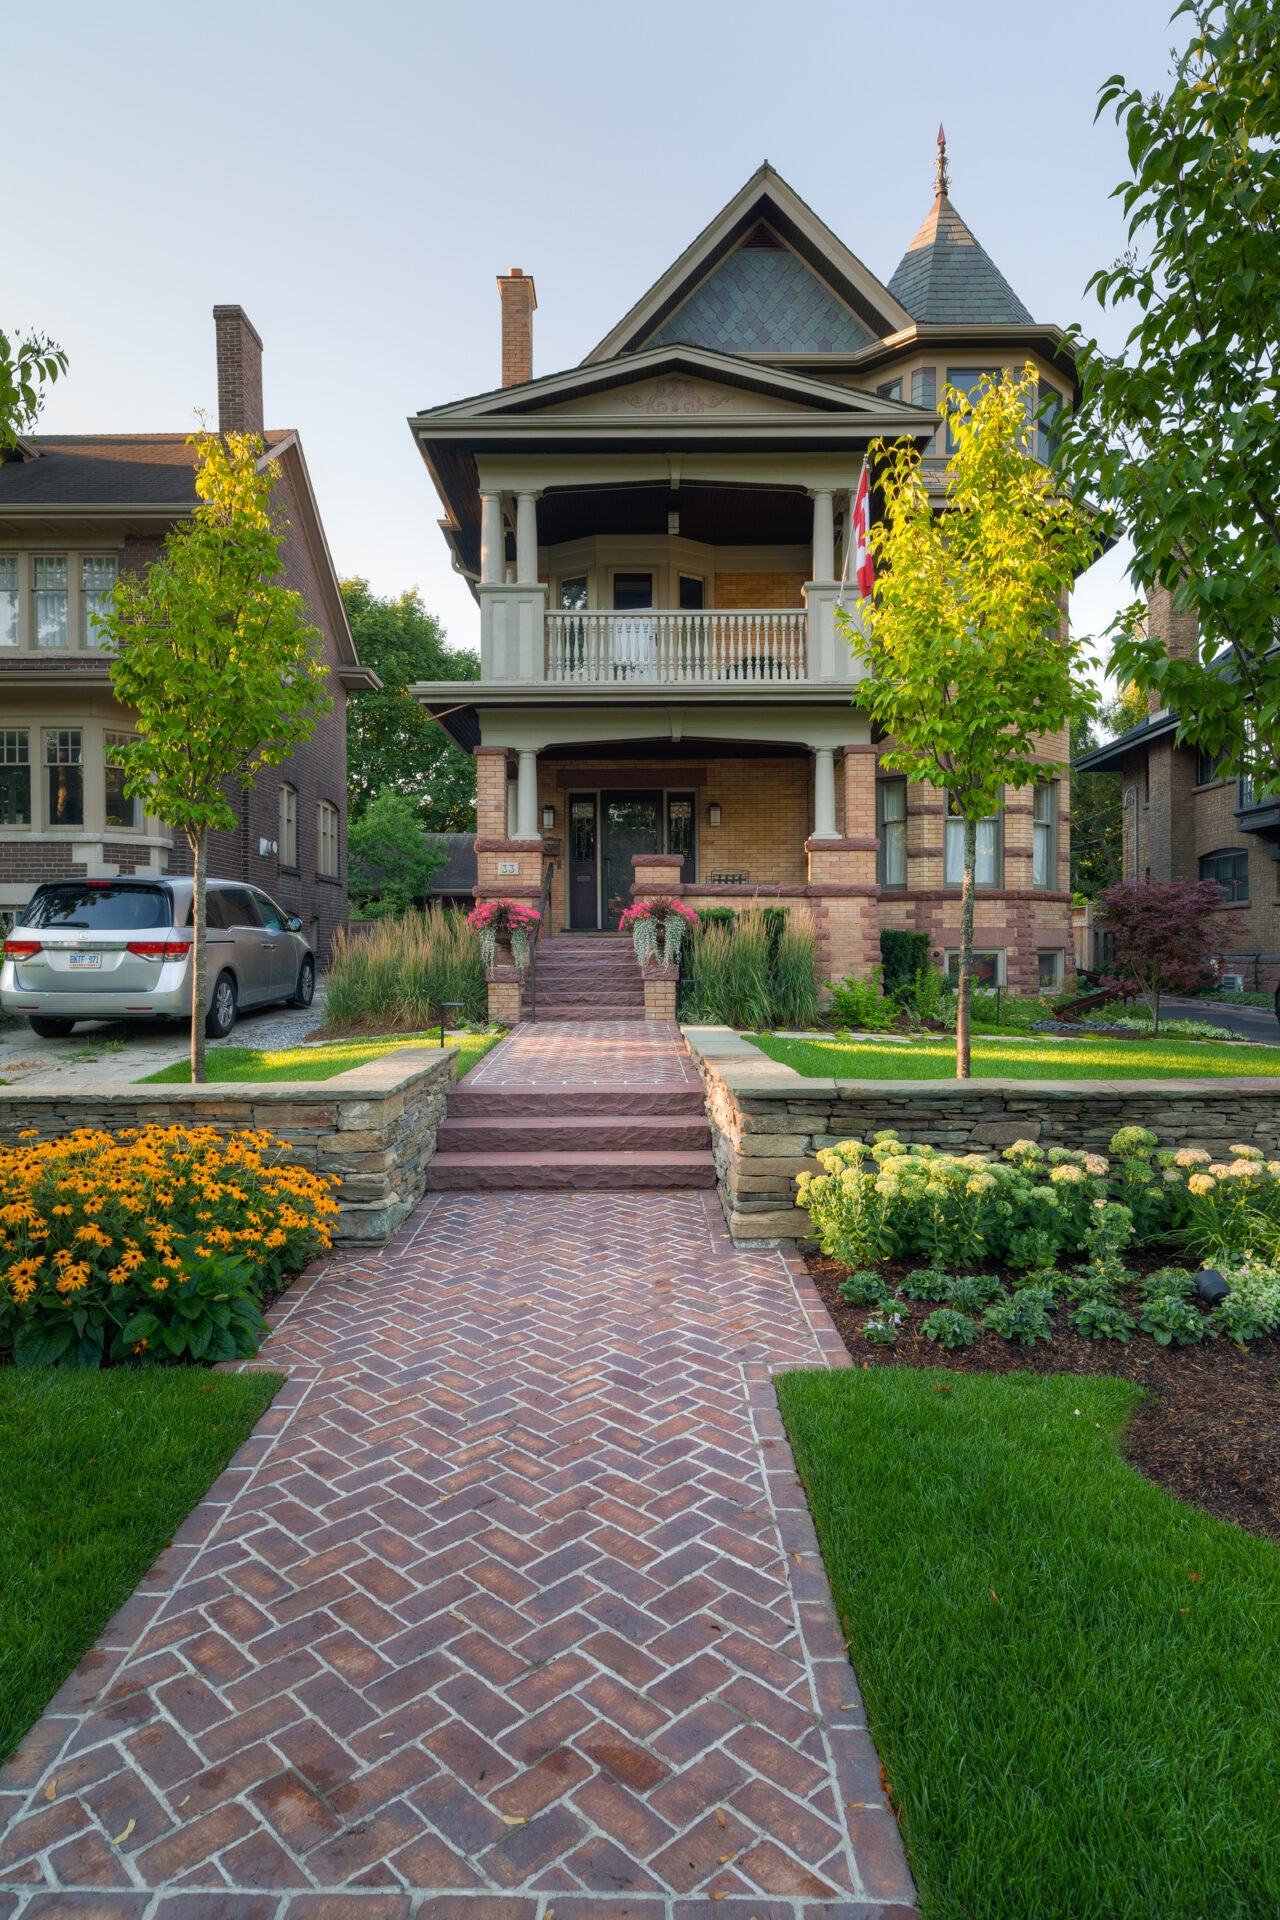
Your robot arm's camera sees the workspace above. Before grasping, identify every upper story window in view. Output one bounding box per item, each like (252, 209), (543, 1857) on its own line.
(279, 783), (298, 868)
(678, 574), (705, 610)
(317, 799), (339, 877)
(876, 377), (903, 401)
(945, 368), (1002, 452)
(944, 793), (1003, 888)
(1200, 848), (1248, 901)
(104, 732), (139, 830)
(877, 778), (907, 888)
(1036, 384), (1063, 466)
(560, 576), (587, 611)
(46, 729), (84, 826)
(0, 730), (30, 825)
(0, 551), (122, 651)
(1195, 746), (1226, 784)
(1033, 782), (1058, 889)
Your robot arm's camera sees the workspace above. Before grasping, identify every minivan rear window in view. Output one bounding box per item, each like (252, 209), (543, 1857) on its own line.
(22, 884), (172, 931)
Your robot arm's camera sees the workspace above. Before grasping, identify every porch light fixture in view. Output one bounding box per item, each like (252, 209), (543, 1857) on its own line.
(708, 802), (722, 827)
(541, 804), (556, 831)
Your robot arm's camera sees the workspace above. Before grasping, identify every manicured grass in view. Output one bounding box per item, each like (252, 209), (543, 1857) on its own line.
(139, 1029), (500, 1084)
(777, 1369), (1280, 1920)
(0, 1368), (282, 1762)
(750, 1030), (1280, 1079)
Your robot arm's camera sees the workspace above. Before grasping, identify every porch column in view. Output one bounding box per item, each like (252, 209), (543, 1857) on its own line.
(810, 487), (835, 583)
(480, 492), (504, 586)
(515, 491), (539, 585)
(516, 749), (540, 840)
(813, 747), (837, 840)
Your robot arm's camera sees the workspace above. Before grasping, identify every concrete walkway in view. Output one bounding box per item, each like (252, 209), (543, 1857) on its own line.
(0, 1024), (917, 1918)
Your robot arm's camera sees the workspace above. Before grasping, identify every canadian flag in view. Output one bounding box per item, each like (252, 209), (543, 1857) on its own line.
(852, 458), (875, 598)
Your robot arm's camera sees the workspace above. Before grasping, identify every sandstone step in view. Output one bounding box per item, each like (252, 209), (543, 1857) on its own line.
(437, 1113), (711, 1153)
(425, 1149), (716, 1191)
(448, 1084), (704, 1118)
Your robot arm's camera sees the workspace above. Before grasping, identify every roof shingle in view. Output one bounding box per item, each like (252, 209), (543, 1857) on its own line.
(887, 195), (1033, 325)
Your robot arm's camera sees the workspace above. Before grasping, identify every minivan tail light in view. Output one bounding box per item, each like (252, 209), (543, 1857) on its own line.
(125, 939), (192, 960)
(3, 939), (41, 958)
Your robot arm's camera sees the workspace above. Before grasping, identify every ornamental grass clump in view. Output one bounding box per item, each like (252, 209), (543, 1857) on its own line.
(325, 908), (487, 1031)
(681, 906), (816, 1029)
(0, 1126), (339, 1369)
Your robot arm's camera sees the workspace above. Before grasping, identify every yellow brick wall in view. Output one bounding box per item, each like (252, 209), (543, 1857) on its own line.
(713, 572), (808, 609)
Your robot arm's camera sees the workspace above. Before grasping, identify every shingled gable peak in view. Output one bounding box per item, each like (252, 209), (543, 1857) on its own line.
(887, 126), (1035, 326)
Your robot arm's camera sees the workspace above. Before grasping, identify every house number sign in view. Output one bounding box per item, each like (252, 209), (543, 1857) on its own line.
(498, 861), (520, 875)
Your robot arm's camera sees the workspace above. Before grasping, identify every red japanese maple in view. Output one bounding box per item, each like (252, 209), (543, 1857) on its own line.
(1098, 878), (1241, 1034)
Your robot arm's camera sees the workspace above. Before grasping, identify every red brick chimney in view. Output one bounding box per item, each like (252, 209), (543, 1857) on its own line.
(1145, 583), (1199, 715)
(498, 269), (536, 387)
(213, 304), (264, 436)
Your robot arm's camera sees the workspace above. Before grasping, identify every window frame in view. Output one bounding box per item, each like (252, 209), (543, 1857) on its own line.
(944, 948), (1005, 987)
(0, 548), (125, 652)
(0, 728), (31, 826)
(103, 731), (141, 832)
(1198, 847), (1249, 903)
(876, 777), (908, 889)
(1032, 781), (1058, 890)
(1037, 948), (1065, 991)
(943, 793), (1003, 889)
(44, 727), (85, 827)
(316, 798), (340, 878)
(278, 782), (299, 869)
(944, 366), (1003, 453)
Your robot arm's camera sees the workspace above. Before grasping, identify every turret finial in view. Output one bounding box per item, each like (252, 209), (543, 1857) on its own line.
(935, 123), (950, 198)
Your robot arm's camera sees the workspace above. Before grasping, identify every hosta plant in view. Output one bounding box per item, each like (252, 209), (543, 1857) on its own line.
(1139, 1292), (1213, 1347)
(1138, 1265), (1197, 1300)
(984, 1287), (1055, 1346)
(1069, 1297), (1137, 1342)
(942, 1273), (1006, 1312)
(862, 1310), (904, 1346)
(836, 1269), (888, 1306)
(899, 1267), (953, 1300)
(920, 1308), (979, 1350)
(1211, 1263), (1280, 1343)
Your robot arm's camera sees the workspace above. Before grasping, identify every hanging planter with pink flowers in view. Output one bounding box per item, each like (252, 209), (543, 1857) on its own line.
(619, 898), (699, 969)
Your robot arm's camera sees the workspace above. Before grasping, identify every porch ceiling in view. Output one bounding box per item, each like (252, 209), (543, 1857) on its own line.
(536, 478), (812, 547)
(415, 684), (871, 754)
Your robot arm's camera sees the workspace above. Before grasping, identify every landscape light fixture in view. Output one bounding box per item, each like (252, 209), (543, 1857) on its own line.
(1195, 1268), (1230, 1305)
(541, 804), (555, 830)
(708, 802), (722, 827)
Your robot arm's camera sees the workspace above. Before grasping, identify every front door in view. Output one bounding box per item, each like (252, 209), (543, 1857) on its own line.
(601, 791), (662, 929)
(568, 793), (599, 929)
(666, 791), (696, 885)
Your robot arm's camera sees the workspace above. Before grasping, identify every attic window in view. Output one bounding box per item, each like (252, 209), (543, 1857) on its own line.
(739, 222), (783, 250)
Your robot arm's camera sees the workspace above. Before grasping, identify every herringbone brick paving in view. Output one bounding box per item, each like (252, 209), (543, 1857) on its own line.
(0, 1026), (918, 1919)
(468, 1022), (700, 1088)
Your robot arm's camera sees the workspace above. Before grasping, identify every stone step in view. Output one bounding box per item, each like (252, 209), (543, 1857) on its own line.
(437, 1113), (711, 1153)
(449, 1083), (705, 1117)
(426, 1149), (716, 1191)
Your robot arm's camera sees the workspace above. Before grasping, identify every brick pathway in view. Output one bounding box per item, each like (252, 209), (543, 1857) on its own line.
(0, 1029), (918, 1920)
(469, 1021), (700, 1089)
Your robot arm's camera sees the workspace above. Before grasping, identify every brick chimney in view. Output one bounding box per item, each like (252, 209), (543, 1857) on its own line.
(1145, 583), (1199, 715)
(498, 269), (536, 387)
(213, 304), (264, 436)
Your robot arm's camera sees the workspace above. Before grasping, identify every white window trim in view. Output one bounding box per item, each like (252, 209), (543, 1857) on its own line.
(316, 798), (340, 877)
(944, 948), (1006, 986)
(0, 718), (153, 837)
(0, 548), (122, 653)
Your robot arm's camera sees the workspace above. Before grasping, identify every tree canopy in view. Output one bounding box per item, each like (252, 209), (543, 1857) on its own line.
(107, 433), (330, 1080)
(342, 580), (478, 832)
(1, 325), (67, 449)
(348, 789), (447, 915)
(1058, 0), (1280, 793)
(841, 366), (1098, 1074)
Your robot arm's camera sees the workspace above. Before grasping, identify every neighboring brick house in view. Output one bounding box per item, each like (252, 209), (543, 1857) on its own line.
(0, 306), (376, 955)
(408, 147), (1081, 994)
(1074, 586), (1280, 991)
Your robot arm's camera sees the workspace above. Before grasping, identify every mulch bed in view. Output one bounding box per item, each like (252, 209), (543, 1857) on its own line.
(804, 1247), (1280, 1545)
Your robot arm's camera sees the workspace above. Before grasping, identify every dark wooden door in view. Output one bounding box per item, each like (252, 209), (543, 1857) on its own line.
(601, 791), (662, 929)
(568, 794), (599, 929)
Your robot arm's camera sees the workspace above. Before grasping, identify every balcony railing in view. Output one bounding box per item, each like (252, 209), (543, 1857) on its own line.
(544, 609), (807, 685)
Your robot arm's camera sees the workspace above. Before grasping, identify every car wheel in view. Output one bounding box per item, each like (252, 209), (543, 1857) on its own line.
(289, 955), (316, 1008)
(204, 971), (238, 1040)
(28, 1015), (75, 1039)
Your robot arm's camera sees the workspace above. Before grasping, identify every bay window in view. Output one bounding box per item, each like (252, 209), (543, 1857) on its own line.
(0, 731), (31, 825)
(45, 729), (83, 825)
(104, 733), (139, 829)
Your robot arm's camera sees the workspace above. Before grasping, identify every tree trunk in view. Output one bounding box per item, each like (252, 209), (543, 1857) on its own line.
(1152, 986), (1161, 1039)
(956, 813), (977, 1079)
(190, 827), (207, 1084)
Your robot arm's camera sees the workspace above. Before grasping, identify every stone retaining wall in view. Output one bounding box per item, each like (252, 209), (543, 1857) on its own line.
(0, 1048), (456, 1246)
(684, 1025), (1280, 1244)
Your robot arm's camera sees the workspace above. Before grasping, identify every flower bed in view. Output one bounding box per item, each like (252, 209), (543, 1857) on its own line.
(0, 1125), (338, 1369)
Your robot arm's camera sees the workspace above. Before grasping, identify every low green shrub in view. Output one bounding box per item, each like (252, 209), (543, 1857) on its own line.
(827, 966), (899, 1032)
(836, 1269), (888, 1305)
(941, 1273), (1006, 1312)
(898, 1267), (953, 1299)
(1212, 1264), (1280, 1341)
(1139, 1293), (1213, 1346)
(1069, 1297), (1137, 1341)
(879, 929), (931, 998)
(862, 1309), (904, 1346)
(920, 1307), (979, 1349)
(983, 1288), (1055, 1345)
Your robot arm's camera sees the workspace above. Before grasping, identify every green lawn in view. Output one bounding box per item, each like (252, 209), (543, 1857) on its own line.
(778, 1369), (1280, 1920)
(0, 1368), (282, 1762)
(750, 1030), (1280, 1079)
(140, 1029), (500, 1084)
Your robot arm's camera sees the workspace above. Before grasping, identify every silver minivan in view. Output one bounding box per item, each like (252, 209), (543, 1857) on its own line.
(0, 878), (315, 1040)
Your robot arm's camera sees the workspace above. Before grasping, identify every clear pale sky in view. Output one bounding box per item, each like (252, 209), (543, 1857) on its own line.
(10, 0), (1178, 668)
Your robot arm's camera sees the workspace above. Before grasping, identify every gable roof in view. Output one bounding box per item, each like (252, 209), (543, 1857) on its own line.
(584, 164), (913, 362)
(888, 193), (1033, 325)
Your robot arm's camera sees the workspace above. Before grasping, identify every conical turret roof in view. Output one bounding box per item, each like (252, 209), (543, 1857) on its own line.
(888, 127), (1034, 325)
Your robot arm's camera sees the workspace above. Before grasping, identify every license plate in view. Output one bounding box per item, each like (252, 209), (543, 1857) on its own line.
(68, 951), (102, 970)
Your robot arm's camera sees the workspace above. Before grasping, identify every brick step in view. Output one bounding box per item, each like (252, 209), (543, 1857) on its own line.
(437, 1114), (711, 1153)
(448, 1084), (704, 1117)
(522, 1010), (648, 1023)
(425, 1150), (716, 1191)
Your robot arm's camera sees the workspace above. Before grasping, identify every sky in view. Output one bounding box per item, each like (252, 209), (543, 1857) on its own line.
(9, 0), (1180, 674)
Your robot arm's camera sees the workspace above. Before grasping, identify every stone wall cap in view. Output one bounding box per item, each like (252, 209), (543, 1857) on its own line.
(0, 1048), (455, 1106)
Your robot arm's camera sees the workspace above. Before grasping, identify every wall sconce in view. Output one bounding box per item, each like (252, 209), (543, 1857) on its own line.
(708, 802), (722, 828)
(541, 804), (556, 831)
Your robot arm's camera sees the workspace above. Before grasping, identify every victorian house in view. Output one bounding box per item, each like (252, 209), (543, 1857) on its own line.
(409, 144), (1078, 997)
(0, 307), (374, 956)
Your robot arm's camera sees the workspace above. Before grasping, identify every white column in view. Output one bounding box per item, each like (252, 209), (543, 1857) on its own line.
(811, 488), (835, 584)
(516, 750), (540, 840)
(515, 491), (539, 585)
(813, 747), (837, 839)
(480, 493), (504, 585)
